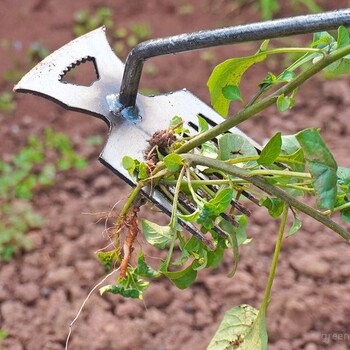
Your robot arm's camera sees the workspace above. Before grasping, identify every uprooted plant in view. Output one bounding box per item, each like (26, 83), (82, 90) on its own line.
(78, 27), (350, 348)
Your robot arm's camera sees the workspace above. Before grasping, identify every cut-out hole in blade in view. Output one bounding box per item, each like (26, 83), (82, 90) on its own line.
(59, 56), (99, 86)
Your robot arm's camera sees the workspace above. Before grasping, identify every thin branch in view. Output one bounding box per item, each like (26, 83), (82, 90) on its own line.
(181, 154), (350, 243)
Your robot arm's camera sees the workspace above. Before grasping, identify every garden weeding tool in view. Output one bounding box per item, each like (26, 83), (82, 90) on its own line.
(14, 9), (350, 239)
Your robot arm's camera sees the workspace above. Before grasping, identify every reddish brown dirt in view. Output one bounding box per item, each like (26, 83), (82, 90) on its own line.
(1, 1), (350, 349)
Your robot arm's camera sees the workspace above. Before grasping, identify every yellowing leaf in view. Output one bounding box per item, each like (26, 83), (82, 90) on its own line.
(141, 219), (175, 249)
(207, 304), (267, 350)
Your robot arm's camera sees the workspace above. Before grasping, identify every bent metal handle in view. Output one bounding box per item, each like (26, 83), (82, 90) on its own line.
(119, 8), (350, 109)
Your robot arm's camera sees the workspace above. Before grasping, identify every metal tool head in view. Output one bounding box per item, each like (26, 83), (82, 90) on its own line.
(15, 10), (350, 242)
(14, 27), (257, 208)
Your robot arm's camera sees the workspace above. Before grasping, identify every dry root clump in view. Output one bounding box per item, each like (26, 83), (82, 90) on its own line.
(146, 129), (177, 172)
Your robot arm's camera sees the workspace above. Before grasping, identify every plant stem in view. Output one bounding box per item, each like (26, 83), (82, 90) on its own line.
(264, 47), (325, 56)
(176, 44), (350, 154)
(260, 203), (288, 313)
(227, 155), (304, 166)
(118, 182), (144, 218)
(160, 178), (249, 186)
(248, 169), (311, 178)
(160, 166), (185, 270)
(169, 166), (186, 228)
(323, 201), (350, 216)
(181, 153), (350, 243)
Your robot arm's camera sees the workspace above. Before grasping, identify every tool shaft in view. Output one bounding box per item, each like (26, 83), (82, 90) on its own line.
(118, 9), (350, 108)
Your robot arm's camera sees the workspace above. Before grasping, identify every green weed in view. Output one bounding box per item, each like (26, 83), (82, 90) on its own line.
(2, 41), (49, 83)
(73, 7), (113, 37)
(0, 129), (86, 261)
(113, 22), (152, 58)
(0, 92), (16, 116)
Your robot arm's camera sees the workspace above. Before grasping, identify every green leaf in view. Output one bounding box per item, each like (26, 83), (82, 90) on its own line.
(200, 142), (218, 159)
(197, 115), (209, 133)
(259, 72), (277, 87)
(337, 26), (350, 48)
(311, 31), (336, 50)
(210, 188), (233, 214)
(141, 219), (175, 249)
(259, 0), (279, 20)
(278, 70), (296, 83)
(337, 166), (350, 192)
(97, 250), (118, 270)
(163, 153), (183, 172)
(340, 204), (350, 223)
(218, 134), (258, 168)
(0, 329), (8, 340)
(208, 52), (267, 116)
(242, 310), (268, 349)
(178, 209), (200, 222)
(226, 224), (239, 278)
(287, 217), (302, 237)
(296, 128), (338, 210)
(162, 263), (197, 289)
(277, 94), (294, 112)
(135, 253), (160, 278)
(169, 115), (185, 134)
(281, 135), (302, 155)
(258, 132), (282, 166)
(259, 39), (270, 52)
(324, 57), (350, 75)
(137, 162), (149, 179)
(222, 85), (244, 103)
(261, 197), (284, 218)
(99, 284), (141, 299)
(207, 304), (267, 350)
(206, 247), (225, 268)
(197, 188), (233, 229)
(122, 156), (136, 177)
(235, 215), (250, 245)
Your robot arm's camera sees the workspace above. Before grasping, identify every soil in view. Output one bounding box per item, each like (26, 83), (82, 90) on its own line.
(1, 1), (350, 349)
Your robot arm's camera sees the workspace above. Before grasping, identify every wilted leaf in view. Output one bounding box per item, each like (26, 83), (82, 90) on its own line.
(97, 250), (118, 270)
(99, 284), (141, 299)
(207, 304), (267, 350)
(141, 219), (175, 249)
(219, 134), (258, 168)
(135, 253), (160, 278)
(296, 128), (338, 210)
(287, 217), (302, 237)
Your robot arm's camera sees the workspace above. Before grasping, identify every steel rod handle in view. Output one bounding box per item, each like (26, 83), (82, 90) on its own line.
(118, 8), (350, 110)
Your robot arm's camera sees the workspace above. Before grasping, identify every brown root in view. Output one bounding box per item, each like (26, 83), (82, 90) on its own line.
(118, 206), (140, 279)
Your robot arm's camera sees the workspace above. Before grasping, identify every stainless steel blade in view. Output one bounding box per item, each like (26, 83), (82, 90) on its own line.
(14, 27), (259, 219)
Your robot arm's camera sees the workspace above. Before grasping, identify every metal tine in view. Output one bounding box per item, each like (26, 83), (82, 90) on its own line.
(156, 185), (216, 250)
(184, 115), (255, 216)
(159, 184), (228, 241)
